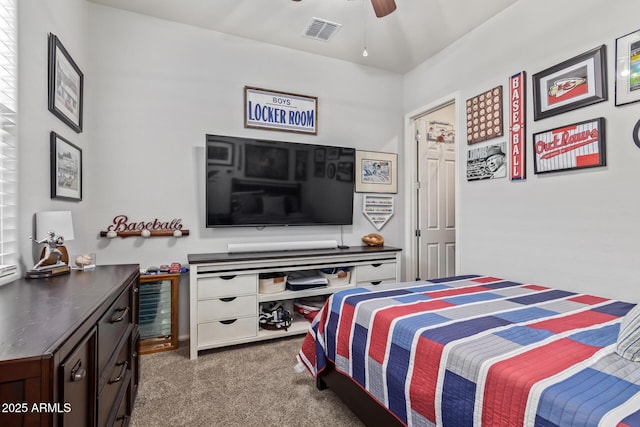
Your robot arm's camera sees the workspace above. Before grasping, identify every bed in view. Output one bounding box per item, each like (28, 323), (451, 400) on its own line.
(297, 275), (640, 426)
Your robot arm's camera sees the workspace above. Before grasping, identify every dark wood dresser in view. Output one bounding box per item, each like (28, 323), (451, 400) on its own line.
(0, 264), (140, 427)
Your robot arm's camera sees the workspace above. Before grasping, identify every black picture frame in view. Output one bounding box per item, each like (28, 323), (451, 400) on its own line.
(532, 45), (607, 121)
(615, 28), (640, 106)
(532, 117), (606, 174)
(48, 33), (84, 133)
(51, 132), (82, 201)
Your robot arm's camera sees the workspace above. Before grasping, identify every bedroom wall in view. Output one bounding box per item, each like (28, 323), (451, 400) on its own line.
(404, 0), (640, 302)
(18, 0), (91, 271)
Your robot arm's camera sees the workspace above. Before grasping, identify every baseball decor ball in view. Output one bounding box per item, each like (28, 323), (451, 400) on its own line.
(75, 255), (93, 267)
(141, 229), (151, 238)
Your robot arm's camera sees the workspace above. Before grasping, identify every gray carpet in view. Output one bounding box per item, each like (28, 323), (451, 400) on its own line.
(130, 336), (364, 426)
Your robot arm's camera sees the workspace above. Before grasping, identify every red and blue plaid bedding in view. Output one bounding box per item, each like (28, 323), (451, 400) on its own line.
(298, 275), (640, 426)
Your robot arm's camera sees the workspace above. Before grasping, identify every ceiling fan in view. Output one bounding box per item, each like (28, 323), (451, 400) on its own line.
(291, 0), (397, 18)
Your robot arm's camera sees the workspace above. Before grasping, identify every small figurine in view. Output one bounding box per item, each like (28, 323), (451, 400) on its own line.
(30, 230), (66, 270)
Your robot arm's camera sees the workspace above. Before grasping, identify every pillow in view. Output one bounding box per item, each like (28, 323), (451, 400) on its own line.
(616, 304), (640, 361)
(262, 195), (286, 216)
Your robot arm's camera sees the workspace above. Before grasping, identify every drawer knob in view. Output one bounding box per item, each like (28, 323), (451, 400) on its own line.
(370, 280), (382, 285)
(371, 263), (382, 268)
(219, 297), (236, 302)
(219, 275), (236, 280)
(219, 319), (237, 325)
(110, 306), (130, 323)
(108, 361), (129, 384)
(70, 360), (86, 382)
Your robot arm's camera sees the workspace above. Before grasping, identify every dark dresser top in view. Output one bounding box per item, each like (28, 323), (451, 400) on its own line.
(188, 245), (401, 264)
(0, 264), (139, 362)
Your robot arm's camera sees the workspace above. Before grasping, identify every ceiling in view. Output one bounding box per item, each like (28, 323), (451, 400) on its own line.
(87, 0), (518, 74)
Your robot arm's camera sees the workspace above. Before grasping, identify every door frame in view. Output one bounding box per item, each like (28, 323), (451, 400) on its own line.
(403, 92), (461, 282)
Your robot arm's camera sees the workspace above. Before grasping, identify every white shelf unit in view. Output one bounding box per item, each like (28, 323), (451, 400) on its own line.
(188, 247), (401, 359)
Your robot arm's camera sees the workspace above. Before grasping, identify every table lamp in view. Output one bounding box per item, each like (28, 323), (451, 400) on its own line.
(26, 211), (74, 279)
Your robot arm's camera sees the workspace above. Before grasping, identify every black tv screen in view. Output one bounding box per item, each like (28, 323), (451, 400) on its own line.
(206, 134), (355, 227)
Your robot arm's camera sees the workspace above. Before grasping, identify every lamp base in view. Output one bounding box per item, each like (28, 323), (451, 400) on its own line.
(25, 264), (71, 279)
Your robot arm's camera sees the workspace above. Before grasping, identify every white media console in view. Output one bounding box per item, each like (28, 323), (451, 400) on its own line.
(188, 245), (402, 360)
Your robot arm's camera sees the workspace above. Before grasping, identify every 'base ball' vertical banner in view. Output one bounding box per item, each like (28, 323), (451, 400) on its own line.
(533, 117), (606, 174)
(510, 72), (526, 180)
(244, 86), (318, 135)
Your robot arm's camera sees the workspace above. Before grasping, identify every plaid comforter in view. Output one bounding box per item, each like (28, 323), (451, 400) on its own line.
(298, 275), (640, 426)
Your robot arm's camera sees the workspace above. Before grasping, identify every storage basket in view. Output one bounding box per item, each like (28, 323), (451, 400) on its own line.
(319, 268), (351, 287)
(258, 273), (287, 294)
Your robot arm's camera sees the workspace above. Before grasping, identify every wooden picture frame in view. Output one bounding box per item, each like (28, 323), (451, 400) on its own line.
(615, 29), (640, 106)
(244, 86), (318, 135)
(532, 45), (607, 121)
(465, 85), (504, 144)
(533, 117), (606, 174)
(355, 150), (397, 193)
(48, 34), (84, 133)
(51, 132), (82, 201)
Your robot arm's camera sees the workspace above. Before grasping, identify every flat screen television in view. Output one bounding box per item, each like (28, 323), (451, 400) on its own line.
(206, 134), (355, 227)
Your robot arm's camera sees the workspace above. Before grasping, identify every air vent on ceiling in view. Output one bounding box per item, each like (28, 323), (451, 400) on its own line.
(302, 17), (342, 42)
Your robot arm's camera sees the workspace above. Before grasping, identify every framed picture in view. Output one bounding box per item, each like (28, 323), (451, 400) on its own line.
(466, 142), (507, 181)
(244, 86), (317, 135)
(466, 85), (504, 144)
(48, 34), (84, 133)
(50, 132), (82, 201)
(615, 29), (640, 106)
(207, 140), (234, 165)
(245, 144), (289, 180)
(533, 117), (606, 174)
(532, 45), (607, 121)
(355, 150), (397, 193)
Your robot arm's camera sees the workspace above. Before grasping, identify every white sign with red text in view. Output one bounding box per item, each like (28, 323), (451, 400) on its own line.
(533, 118), (606, 174)
(510, 72), (526, 180)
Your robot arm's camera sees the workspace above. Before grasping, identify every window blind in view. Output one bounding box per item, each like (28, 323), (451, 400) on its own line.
(0, 0), (17, 280)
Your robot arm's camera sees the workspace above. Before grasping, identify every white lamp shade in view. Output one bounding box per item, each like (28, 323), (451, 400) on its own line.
(36, 211), (75, 241)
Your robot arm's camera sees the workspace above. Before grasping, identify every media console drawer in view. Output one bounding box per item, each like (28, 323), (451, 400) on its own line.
(197, 273), (257, 298)
(356, 262), (397, 283)
(197, 295), (257, 322)
(198, 317), (257, 345)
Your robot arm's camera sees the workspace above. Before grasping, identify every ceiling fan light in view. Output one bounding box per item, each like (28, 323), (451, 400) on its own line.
(362, 47), (368, 57)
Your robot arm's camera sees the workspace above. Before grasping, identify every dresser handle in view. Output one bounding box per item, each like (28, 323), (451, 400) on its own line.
(219, 297), (236, 302)
(110, 306), (130, 323)
(108, 361), (128, 384)
(70, 360), (86, 382)
(220, 275), (236, 280)
(220, 319), (237, 325)
(116, 415), (130, 427)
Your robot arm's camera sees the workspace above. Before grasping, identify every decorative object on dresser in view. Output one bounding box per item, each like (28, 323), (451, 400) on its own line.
(188, 246), (401, 359)
(26, 210), (74, 278)
(0, 265), (140, 427)
(99, 214), (189, 238)
(361, 233), (384, 246)
(48, 33), (83, 133)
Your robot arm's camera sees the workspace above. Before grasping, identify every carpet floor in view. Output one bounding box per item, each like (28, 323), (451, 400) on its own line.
(130, 336), (364, 427)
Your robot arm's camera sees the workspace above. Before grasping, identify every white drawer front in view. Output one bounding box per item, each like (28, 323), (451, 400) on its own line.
(358, 278), (399, 287)
(198, 295), (257, 322)
(197, 273), (257, 299)
(198, 317), (257, 345)
(356, 262), (397, 283)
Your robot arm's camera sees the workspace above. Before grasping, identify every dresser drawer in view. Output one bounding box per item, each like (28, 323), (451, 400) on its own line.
(97, 337), (130, 427)
(98, 287), (132, 377)
(356, 262), (397, 283)
(198, 317), (257, 346)
(198, 295), (257, 322)
(197, 274), (257, 299)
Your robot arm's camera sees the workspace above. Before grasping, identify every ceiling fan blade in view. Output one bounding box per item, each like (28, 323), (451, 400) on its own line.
(370, 0), (397, 18)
